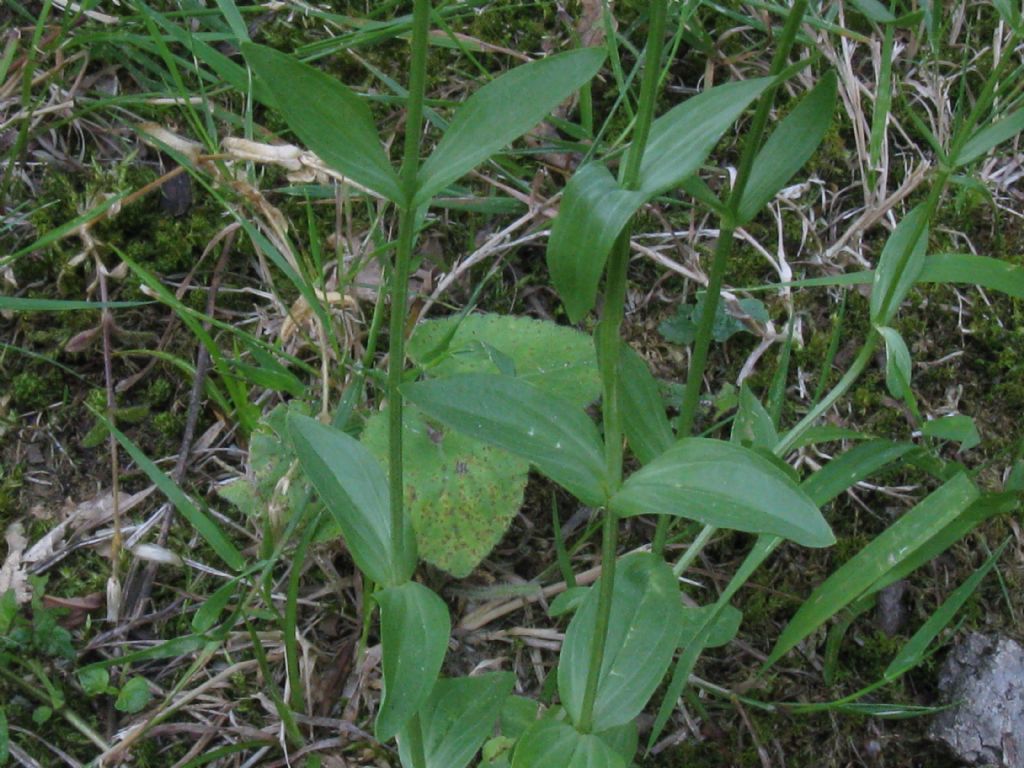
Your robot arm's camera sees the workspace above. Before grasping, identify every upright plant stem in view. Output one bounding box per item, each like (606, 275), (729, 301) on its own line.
(653, 0), (809, 556)
(386, 0), (431, 571)
(577, 0), (668, 734)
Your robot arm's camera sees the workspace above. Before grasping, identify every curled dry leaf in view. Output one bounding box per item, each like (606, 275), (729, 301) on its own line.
(0, 523), (30, 604)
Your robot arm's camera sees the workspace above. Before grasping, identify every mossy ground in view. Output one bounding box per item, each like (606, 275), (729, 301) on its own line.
(1, 1), (1021, 766)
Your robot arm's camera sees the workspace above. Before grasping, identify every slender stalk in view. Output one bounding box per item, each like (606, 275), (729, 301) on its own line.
(654, 0), (809, 556)
(576, 0), (668, 734)
(386, 0), (431, 572)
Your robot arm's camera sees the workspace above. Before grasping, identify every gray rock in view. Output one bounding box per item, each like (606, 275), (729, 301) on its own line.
(929, 633), (1024, 767)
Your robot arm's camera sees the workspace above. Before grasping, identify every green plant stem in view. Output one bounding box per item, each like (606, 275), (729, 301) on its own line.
(672, 523), (716, 578)
(654, 0), (809, 556)
(386, 0), (431, 573)
(577, 1), (668, 735)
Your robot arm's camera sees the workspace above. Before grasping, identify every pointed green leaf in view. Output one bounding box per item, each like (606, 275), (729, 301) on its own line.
(922, 415), (981, 451)
(801, 440), (915, 506)
(409, 313), (601, 408)
(398, 673), (515, 768)
(678, 604), (743, 649)
(766, 473), (979, 666)
(415, 48), (606, 206)
(638, 78), (772, 197)
(547, 163), (646, 322)
(737, 72), (837, 224)
(878, 326), (912, 400)
(512, 719), (625, 768)
(558, 553), (683, 731)
(955, 106), (1024, 167)
(241, 43), (402, 203)
(288, 413), (416, 586)
(547, 77), (771, 321)
(376, 582), (450, 741)
(849, 0), (896, 22)
(611, 438), (834, 547)
(619, 344), (673, 465)
(870, 205), (929, 323)
(918, 252), (1024, 299)
(730, 385), (778, 450)
(402, 374), (607, 506)
(362, 405), (529, 578)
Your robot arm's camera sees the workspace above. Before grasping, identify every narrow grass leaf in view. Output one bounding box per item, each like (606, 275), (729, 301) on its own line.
(619, 344), (673, 465)
(0, 297), (145, 311)
(547, 163), (645, 321)
(398, 673), (515, 768)
(0, 706), (7, 765)
(241, 43), (402, 203)
(870, 205), (929, 324)
(192, 578), (239, 633)
(415, 48), (605, 206)
(884, 540), (1008, 681)
(955, 107), (1024, 167)
(922, 415), (981, 451)
(736, 72), (838, 224)
(105, 419), (244, 571)
(918, 252), (1024, 299)
(288, 413), (416, 586)
(849, 0), (897, 22)
(512, 719), (625, 768)
(376, 582), (450, 741)
(402, 374), (607, 506)
(558, 552), (683, 731)
(611, 438), (833, 547)
(765, 473), (979, 666)
(801, 439), (915, 506)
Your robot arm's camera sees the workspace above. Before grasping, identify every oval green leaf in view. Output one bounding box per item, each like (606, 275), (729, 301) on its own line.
(512, 719), (625, 768)
(398, 673), (515, 768)
(288, 413), (416, 587)
(242, 43), (402, 204)
(376, 582), (451, 741)
(402, 374), (607, 506)
(558, 552), (683, 731)
(619, 343), (673, 465)
(409, 313), (601, 408)
(611, 438), (834, 547)
(415, 48), (606, 207)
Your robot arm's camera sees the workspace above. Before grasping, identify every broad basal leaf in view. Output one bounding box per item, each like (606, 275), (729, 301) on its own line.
(409, 313), (601, 408)
(288, 413), (416, 586)
(512, 719), (625, 768)
(611, 438), (833, 547)
(242, 43), (402, 203)
(398, 673), (515, 768)
(415, 48), (606, 206)
(402, 374), (607, 506)
(558, 552), (682, 731)
(362, 405), (529, 578)
(376, 582), (450, 741)
(765, 473), (978, 666)
(736, 72), (838, 224)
